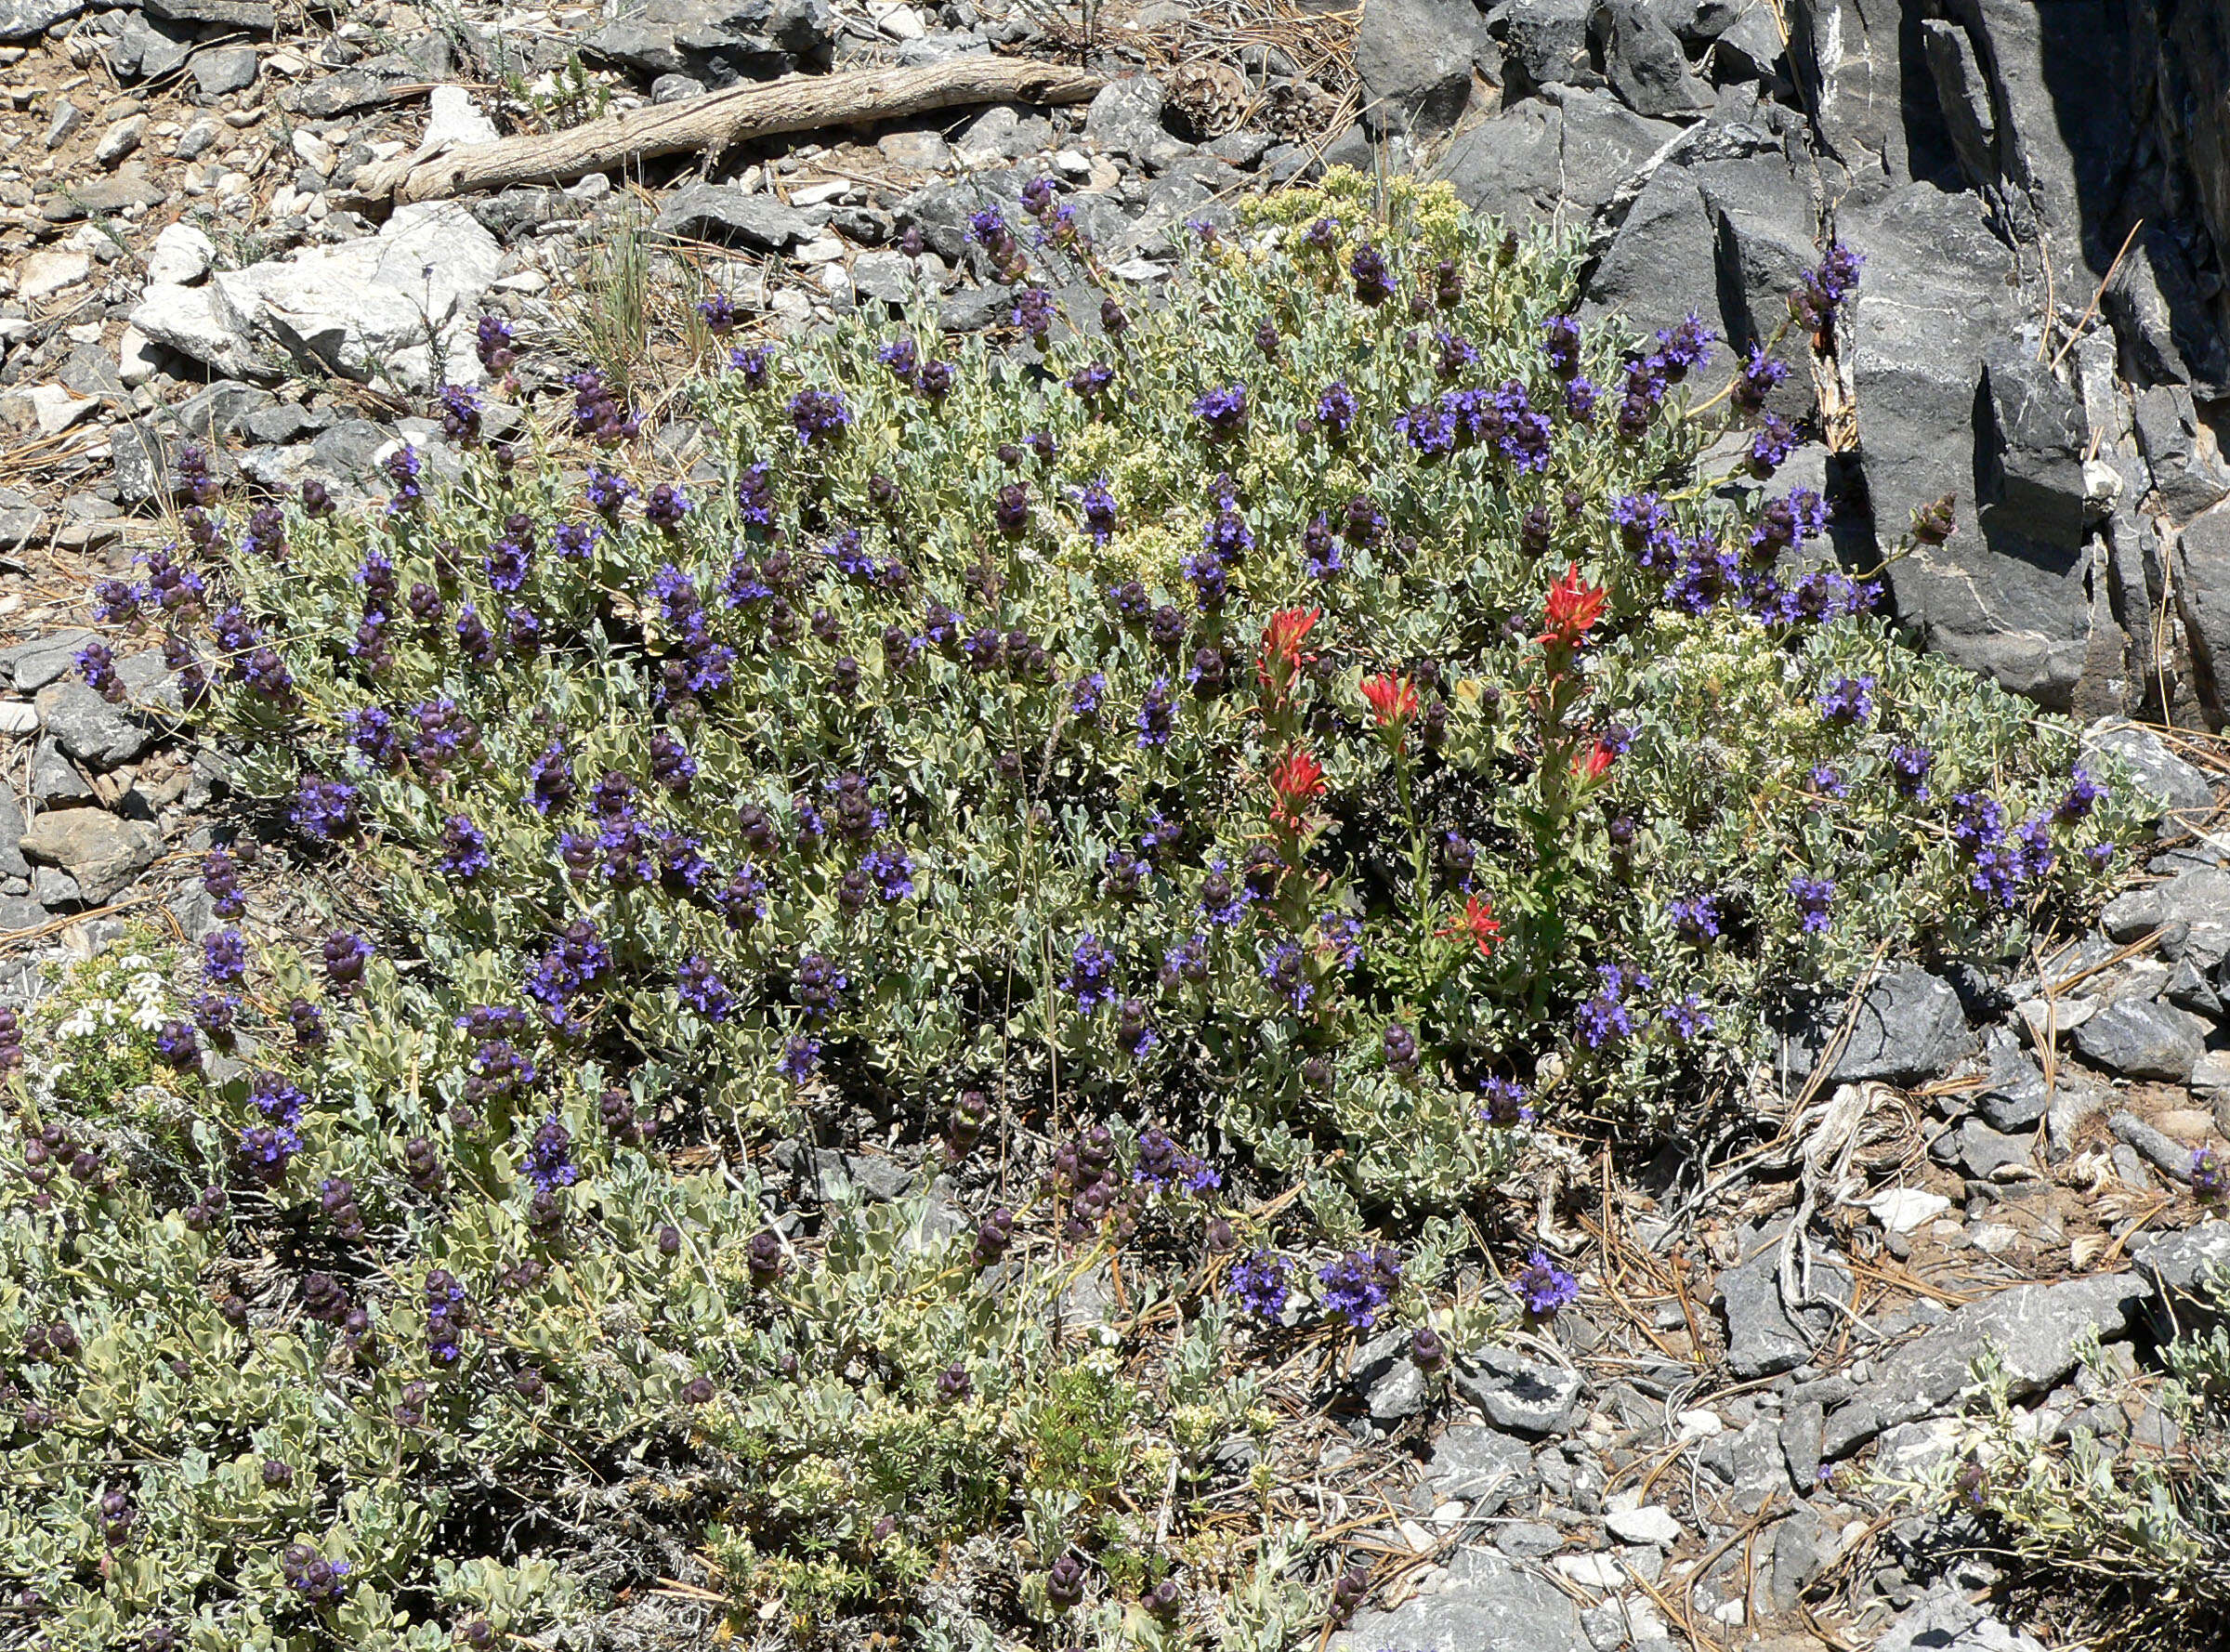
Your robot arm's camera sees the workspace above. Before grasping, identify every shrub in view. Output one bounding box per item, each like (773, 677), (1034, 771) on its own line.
(5, 167), (2144, 1646)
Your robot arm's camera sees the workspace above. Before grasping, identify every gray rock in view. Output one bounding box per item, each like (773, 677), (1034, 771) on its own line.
(1976, 340), (2088, 567)
(653, 183), (813, 251)
(31, 742), (96, 808)
(0, 785), (25, 879)
(1453, 1345), (1583, 1437)
(0, 895), (44, 933)
(1779, 1396), (1824, 1490)
(585, 0), (833, 85)
(146, 0), (272, 26)
(2177, 504), (2230, 727)
(2110, 1109), (2198, 1184)
(1423, 1424), (1536, 1512)
(1935, 1118), (2033, 1179)
(1084, 73), (1172, 159)
(1877, 1582), (2048, 1652)
(0, 631), (96, 693)
(0, 0), (85, 37)
(1765, 1503), (1828, 1614)
(239, 403), (323, 446)
(2081, 719), (2215, 822)
(108, 10), (195, 79)
(1592, 0), (1712, 116)
(1846, 185), (2089, 706)
(2165, 955), (2223, 1016)
(1436, 85), (1679, 229)
(2131, 1224), (2230, 1335)
(1975, 1041), (2051, 1130)
(190, 46), (260, 98)
(651, 72), (706, 101)
(2100, 865), (2230, 940)
(1330, 1546), (1588, 1652)
(282, 66), (414, 119)
(1497, 1519), (1566, 1558)
(2070, 999), (2208, 1082)
(1820, 1273), (2150, 1458)
(1203, 130), (1269, 167)
(34, 865), (85, 910)
(1718, 1222), (1852, 1379)
(17, 808), (164, 904)
(2132, 388), (2230, 522)
(1353, 0), (1487, 138)
(1500, 0), (1599, 92)
(1786, 964), (1977, 1086)
(34, 681), (148, 770)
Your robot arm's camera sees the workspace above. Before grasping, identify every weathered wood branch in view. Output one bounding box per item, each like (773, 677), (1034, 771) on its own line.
(348, 58), (1106, 210)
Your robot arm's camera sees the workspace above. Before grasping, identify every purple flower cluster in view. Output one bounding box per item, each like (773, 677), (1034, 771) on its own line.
(1577, 962), (1650, 1048)
(1229, 1250), (1291, 1320)
(1513, 1249), (1579, 1318)
(1317, 1246), (1402, 1330)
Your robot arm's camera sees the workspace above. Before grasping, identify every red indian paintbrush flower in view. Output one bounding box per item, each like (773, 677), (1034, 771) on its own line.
(1359, 673), (1419, 730)
(1435, 894), (1502, 957)
(1258, 607), (1321, 686)
(1539, 563), (1607, 649)
(1267, 744), (1326, 829)
(1572, 739), (1617, 780)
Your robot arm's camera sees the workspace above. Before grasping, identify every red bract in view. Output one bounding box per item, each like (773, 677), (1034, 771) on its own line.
(1539, 563), (1607, 649)
(1267, 745), (1326, 828)
(1436, 894), (1502, 957)
(1359, 673), (1420, 733)
(1573, 740), (1616, 780)
(1258, 607), (1320, 684)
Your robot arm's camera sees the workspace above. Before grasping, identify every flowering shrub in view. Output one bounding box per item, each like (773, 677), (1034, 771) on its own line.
(5, 167), (2146, 1646)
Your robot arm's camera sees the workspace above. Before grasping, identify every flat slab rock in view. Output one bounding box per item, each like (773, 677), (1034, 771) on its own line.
(1785, 964), (1978, 1085)
(1451, 1345), (1583, 1437)
(1820, 1273), (2149, 1458)
(17, 807), (162, 904)
(1330, 1546), (1588, 1652)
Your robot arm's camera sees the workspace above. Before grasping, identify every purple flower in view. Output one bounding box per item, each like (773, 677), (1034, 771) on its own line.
(290, 775), (360, 841)
(1566, 375), (1599, 421)
(1748, 413), (1797, 474)
(1790, 875), (1834, 934)
(1138, 676), (1174, 748)
(1653, 312), (1714, 376)
(780, 1035), (820, 1083)
(436, 815), (492, 882)
(1732, 345), (1789, 413)
(787, 388), (852, 446)
(862, 844), (915, 900)
(728, 344), (769, 386)
(1317, 1247), (1402, 1330)
(1661, 993), (1713, 1041)
(1541, 313), (1582, 374)
(2054, 767), (2103, 822)
(476, 313), (518, 375)
(1791, 242), (1863, 330)
(439, 383), (483, 444)
(676, 955), (737, 1020)
(698, 293), (739, 334)
(1349, 243), (1395, 306)
(1064, 934), (1118, 1012)
(644, 483), (691, 531)
(1808, 764), (1847, 800)
(524, 1114), (578, 1191)
(1229, 1250), (1291, 1319)
(1114, 997), (1157, 1059)
(1478, 1075), (1527, 1126)
(1669, 894), (1721, 944)
(1577, 963), (1648, 1048)
(584, 466), (635, 517)
(1816, 675), (1875, 728)
(1316, 381), (1358, 438)
(1192, 383), (1249, 439)
(1303, 516), (1344, 579)
(1258, 939), (1312, 1011)
(74, 642), (122, 703)
(1888, 743), (1933, 800)
(1011, 285), (1055, 341)
(1078, 478), (1117, 544)
(1513, 1249), (1579, 1318)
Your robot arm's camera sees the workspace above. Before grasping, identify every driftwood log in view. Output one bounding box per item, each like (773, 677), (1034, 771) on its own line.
(348, 59), (1107, 210)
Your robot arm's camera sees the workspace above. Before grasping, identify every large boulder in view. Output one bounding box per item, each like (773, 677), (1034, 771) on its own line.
(2178, 504), (2230, 727)
(1435, 85), (1678, 231)
(18, 809), (163, 904)
(585, 0), (833, 85)
(130, 203), (505, 393)
(1353, 0), (1490, 138)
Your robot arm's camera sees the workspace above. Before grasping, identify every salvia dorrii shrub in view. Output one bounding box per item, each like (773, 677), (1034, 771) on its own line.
(4, 168), (2145, 1647)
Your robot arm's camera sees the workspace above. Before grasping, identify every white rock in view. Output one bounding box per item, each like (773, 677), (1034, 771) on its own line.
(1553, 1553), (1624, 1589)
(1605, 1506), (1684, 1548)
(1052, 146), (1093, 180)
(94, 114), (145, 167)
(132, 200), (504, 393)
(2018, 997), (2096, 1038)
(146, 222), (213, 286)
(490, 268), (547, 293)
(292, 128), (337, 175)
(876, 130), (950, 170)
(1865, 1187), (1952, 1233)
(1673, 1409), (1724, 1440)
(794, 235), (846, 264)
(24, 384), (95, 435)
(19, 250), (90, 303)
(790, 179), (847, 207)
(816, 262), (852, 304)
(2193, 1050), (2230, 1097)
(114, 325), (162, 387)
(869, 1), (925, 37)
(412, 85), (499, 161)
(0, 701), (38, 734)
